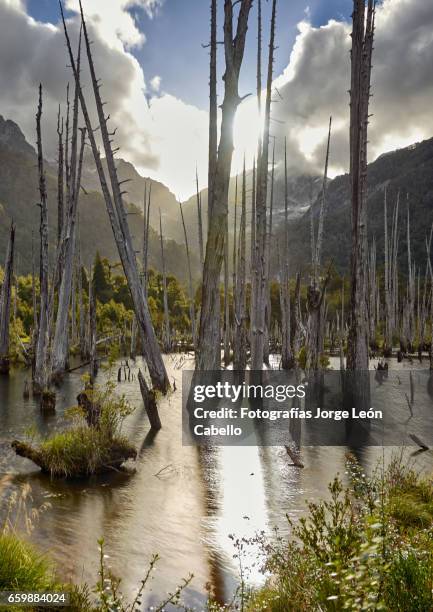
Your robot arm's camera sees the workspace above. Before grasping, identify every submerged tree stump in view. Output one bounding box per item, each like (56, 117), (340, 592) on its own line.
(138, 369), (161, 431)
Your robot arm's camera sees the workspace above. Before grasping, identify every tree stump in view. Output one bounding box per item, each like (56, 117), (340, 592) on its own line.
(77, 391), (101, 428)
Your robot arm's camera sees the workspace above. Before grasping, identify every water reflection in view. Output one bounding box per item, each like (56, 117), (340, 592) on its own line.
(0, 356), (432, 608)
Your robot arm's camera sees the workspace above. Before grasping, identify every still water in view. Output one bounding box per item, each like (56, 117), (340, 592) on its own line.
(1, 355), (432, 609)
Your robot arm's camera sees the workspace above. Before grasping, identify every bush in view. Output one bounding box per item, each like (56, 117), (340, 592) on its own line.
(247, 454), (433, 611)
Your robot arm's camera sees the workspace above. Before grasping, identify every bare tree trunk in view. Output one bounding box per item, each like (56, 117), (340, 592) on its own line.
(224, 212), (230, 365)
(251, 0), (276, 370)
(159, 210), (171, 353)
(314, 117), (332, 277)
(57, 107), (64, 247)
(179, 201), (197, 348)
(33, 85), (51, 395)
(61, 3), (169, 392)
(0, 224), (15, 374)
(130, 316), (137, 360)
(51, 111), (86, 382)
(31, 231), (38, 363)
(232, 175), (238, 297)
(196, 169), (204, 268)
(346, 0), (375, 374)
(281, 138), (294, 369)
(77, 238), (87, 359)
(233, 160), (248, 370)
(208, 0), (217, 222)
(142, 182), (151, 300)
(263, 140), (275, 366)
(138, 369), (161, 431)
(196, 0), (253, 371)
(89, 268), (97, 383)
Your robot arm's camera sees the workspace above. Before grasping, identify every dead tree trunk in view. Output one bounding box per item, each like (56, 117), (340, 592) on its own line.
(159, 210), (171, 353)
(251, 0), (276, 370)
(51, 43), (86, 381)
(223, 212), (231, 365)
(208, 0), (217, 222)
(33, 85), (51, 395)
(138, 369), (161, 431)
(179, 201), (197, 348)
(89, 267), (97, 383)
(31, 231), (38, 362)
(263, 140), (275, 366)
(56, 107), (64, 247)
(142, 182), (151, 300)
(233, 160), (248, 370)
(196, 0), (253, 371)
(314, 116), (332, 279)
(61, 3), (169, 392)
(0, 224), (15, 374)
(346, 0), (375, 373)
(281, 138), (295, 369)
(196, 169), (204, 268)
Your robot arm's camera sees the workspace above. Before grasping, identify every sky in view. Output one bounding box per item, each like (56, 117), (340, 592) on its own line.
(1, 0), (433, 199)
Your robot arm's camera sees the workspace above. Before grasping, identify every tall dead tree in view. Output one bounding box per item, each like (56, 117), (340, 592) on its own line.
(233, 160), (247, 370)
(89, 267), (97, 383)
(179, 201), (197, 348)
(51, 35), (86, 381)
(56, 107), (64, 246)
(314, 116), (332, 279)
(196, 169), (204, 268)
(159, 210), (171, 352)
(223, 210), (230, 365)
(346, 0), (375, 372)
(208, 0), (217, 222)
(197, 0), (253, 371)
(142, 182), (151, 299)
(280, 138), (294, 369)
(61, 2), (169, 392)
(251, 0), (276, 370)
(305, 119), (332, 370)
(0, 224), (15, 374)
(33, 85), (51, 395)
(263, 139), (275, 365)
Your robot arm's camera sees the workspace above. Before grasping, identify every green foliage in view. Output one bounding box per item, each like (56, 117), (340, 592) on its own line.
(93, 252), (112, 305)
(23, 381), (136, 478)
(0, 532), (54, 592)
(248, 455), (433, 611)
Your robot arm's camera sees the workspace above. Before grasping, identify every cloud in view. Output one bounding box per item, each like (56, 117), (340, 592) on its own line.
(1, 0), (433, 200)
(236, 0), (433, 181)
(65, 0), (164, 49)
(150, 75), (161, 92)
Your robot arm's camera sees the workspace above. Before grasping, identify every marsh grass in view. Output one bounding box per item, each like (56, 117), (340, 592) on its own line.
(245, 453), (433, 611)
(13, 378), (137, 478)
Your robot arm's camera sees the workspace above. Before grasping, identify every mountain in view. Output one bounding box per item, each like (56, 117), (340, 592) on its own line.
(0, 116), (200, 284)
(2, 112), (433, 284)
(283, 137), (433, 276)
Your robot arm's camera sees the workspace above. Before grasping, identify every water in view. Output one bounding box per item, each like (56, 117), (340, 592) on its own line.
(1, 355), (433, 609)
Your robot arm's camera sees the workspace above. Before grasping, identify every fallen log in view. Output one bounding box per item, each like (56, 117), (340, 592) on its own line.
(11, 438), (136, 478)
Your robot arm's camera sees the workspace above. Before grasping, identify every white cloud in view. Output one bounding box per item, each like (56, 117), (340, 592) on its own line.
(235, 0), (433, 180)
(150, 75), (161, 92)
(1, 0), (433, 201)
(65, 0), (163, 50)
